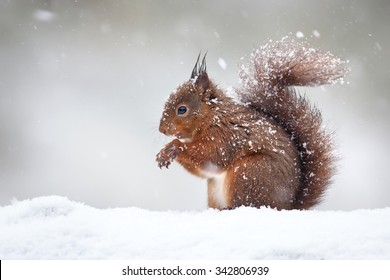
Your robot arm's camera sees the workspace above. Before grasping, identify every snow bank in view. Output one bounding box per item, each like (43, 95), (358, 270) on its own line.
(0, 196), (389, 259)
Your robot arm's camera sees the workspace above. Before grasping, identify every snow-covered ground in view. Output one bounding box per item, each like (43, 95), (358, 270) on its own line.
(0, 196), (389, 259)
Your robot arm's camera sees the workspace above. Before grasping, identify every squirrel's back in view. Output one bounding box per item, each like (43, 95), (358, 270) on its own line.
(237, 38), (347, 209)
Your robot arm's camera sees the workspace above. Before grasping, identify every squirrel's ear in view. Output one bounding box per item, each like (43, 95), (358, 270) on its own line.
(192, 52), (212, 94)
(195, 72), (211, 94)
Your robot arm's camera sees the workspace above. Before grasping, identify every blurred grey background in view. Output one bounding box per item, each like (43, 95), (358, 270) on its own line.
(0, 0), (389, 210)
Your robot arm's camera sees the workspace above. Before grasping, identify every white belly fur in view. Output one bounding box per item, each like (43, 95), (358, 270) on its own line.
(209, 171), (228, 209)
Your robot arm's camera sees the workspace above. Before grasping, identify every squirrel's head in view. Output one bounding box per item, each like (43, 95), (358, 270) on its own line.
(159, 53), (223, 142)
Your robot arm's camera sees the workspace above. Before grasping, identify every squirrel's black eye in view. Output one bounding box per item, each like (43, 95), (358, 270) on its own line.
(177, 105), (187, 115)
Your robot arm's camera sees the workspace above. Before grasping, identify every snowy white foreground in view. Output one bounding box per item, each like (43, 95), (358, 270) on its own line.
(0, 196), (389, 259)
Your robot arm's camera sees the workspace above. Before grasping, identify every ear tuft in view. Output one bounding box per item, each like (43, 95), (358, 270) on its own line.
(190, 52), (208, 79)
(190, 52), (211, 94)
(191, 52), (201, 79)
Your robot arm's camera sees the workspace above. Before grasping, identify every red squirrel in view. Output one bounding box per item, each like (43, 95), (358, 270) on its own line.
(156, 38), (347, 210)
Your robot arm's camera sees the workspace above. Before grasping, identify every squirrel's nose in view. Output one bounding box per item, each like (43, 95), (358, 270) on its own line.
(159, 122), (167, 135)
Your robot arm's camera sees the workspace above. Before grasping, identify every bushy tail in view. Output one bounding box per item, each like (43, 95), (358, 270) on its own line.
(237, 38), (348, 209)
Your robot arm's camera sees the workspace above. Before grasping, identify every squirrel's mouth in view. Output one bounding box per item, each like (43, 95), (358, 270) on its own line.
(176, 133), (193, 143)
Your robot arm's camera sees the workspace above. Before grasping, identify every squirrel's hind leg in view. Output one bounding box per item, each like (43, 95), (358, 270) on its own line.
(225, 154), (298, 210)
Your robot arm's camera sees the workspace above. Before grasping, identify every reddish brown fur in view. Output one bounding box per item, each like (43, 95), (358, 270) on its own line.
(156, 39), (347, 210)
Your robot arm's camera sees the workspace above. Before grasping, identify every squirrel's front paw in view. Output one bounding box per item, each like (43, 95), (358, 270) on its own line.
(156, 140), (183, 169)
